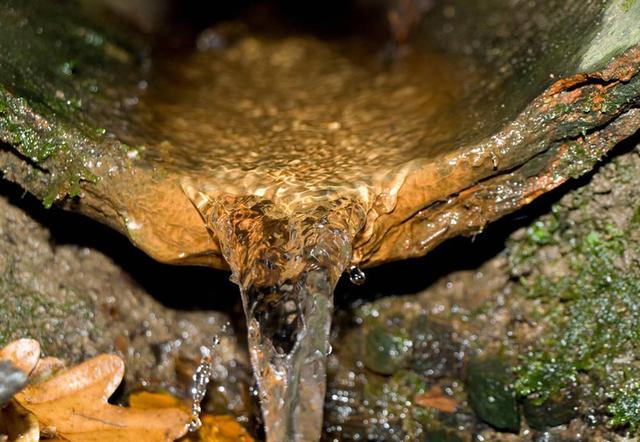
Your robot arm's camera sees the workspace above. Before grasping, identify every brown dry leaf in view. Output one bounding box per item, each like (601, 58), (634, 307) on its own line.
(414, 386), (458, 413)
(191, 416), (253, 442)
(129, 392), (184, 410)
(129, 392), (253, 442)
(30, 358), (65, 384)
(14, 354), (189, 442)
(0, 400), (40, 442)
(0, 340), (40, 376)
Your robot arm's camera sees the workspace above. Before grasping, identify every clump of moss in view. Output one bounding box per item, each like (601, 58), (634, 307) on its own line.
(0, 0), (142, 207)
(510, 193), (640, 432)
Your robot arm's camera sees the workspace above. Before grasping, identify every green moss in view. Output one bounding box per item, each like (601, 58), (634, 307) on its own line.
(608, 377), (640, 431)
(0, 0), (141, 206)
(621, 0), (638, 13)
(512, 215), (640, 431)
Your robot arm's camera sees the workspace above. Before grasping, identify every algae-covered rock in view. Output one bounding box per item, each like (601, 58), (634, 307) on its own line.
(364, 324), (413, 375)
(466, 357), (520, 432)
(409, 314), (458, 379)
(523, 389), (579, 431)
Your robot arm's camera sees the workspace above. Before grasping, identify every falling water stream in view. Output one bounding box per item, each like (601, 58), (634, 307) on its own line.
(113, 17), (491, 441)
(190, 194), (365, 441)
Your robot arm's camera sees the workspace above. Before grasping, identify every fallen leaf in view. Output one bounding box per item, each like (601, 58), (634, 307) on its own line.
(191, 415), (253, 442)
(129, 392), (254, 442)
(30, 358), (65, 383)
(0, 400), (40, 442)
(129, 392), (184, 410)
(14, 354), (189, 442)
(414, 386), (458, 413)
(0, 340), (40, 376)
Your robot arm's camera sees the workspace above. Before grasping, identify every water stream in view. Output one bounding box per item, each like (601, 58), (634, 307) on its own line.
(191, 193), (365, 441)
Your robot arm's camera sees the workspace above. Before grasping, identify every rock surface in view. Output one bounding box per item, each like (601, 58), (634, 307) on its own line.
(0, 181), (250, 419)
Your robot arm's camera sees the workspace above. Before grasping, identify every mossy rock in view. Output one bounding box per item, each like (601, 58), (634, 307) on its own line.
(409, 314), (458, 379)
(364, 324), (413, 375)
(523, 389), (579, 431)
(466, 357), (520, 432)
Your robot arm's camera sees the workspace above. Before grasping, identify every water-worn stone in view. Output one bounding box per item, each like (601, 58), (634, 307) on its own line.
(466, 357), (520, 432)
(364, 324), (413, 375)
(523, 390), (579, 431)
(409, 315), (458, 379)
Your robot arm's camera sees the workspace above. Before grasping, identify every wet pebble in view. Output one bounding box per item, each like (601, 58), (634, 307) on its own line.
(523, 388), (579, 431)
(465, 356), (520, 432)
(364, 324), (413, 375)
(409, 315), (458, 379)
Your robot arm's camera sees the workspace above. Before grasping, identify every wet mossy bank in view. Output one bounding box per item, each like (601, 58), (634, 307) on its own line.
(324, 137), (640, 441)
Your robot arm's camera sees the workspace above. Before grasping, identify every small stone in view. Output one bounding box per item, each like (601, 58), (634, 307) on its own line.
(409, 315), (458, 379)
(424, 428), (463, 442)
(523, 389), (579, 431)
(466, 356), (520, 432)
(364, 324), (413, 375)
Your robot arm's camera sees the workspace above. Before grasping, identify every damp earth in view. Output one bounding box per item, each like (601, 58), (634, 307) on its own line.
(1, 0), (640, 441)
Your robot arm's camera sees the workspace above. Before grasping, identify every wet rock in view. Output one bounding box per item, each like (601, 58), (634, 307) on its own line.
(409, 314), (458, 379)
(0, 193), (249, 417)
(423, 428), (463, 442)
(466, 357), (520, 432)
(523, 389), (579, 431)
(0, 361), (26, 406)
(364, 323), (413, 375)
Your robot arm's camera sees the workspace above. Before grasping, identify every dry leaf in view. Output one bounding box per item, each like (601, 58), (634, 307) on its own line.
(191, 415), (253, 442)
(14, 354), (189, 442)
(129, 392), (253, 442)
(414, 386), (458, 413)
(0, 340), (40, 376)
(129, 392), (184, 410)
(0, 400), (40, 442)
(30, 358), (65, 383)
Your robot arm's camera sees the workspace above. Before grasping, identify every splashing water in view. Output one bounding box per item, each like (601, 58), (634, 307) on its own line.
(188, 336), (220, 432)
(190, 192), (365, 441)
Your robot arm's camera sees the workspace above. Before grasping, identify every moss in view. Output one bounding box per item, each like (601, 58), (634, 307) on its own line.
(0, 0), (142, 206)
(511, 206), (640, 431)
(621, 0), (638, 13)
(607, 377), (640, 431)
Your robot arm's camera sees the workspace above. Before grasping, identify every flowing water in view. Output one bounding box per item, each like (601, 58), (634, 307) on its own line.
(111, 20), (491, 441)
(187, 193), (365, 440)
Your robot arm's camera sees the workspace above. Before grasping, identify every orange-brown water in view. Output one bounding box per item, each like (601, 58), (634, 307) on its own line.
(123, 32), (480, 210)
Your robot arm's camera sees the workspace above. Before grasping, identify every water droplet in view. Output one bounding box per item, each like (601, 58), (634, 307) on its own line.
(349, 265), (366, 285)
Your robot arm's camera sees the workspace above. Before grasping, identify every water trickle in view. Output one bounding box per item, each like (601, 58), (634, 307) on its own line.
(188, 336), (221, 432)
(191, 193), (365, 441)
(349, 265), (366, 286)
